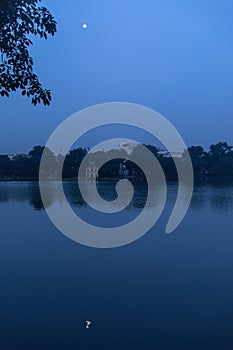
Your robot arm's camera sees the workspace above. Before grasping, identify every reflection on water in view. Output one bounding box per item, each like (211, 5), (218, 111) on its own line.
(190, 182), (233, 214)
(210, 186), (233, 214)
(0, 181), (149, 210)
(1, 181), (233, 213)
(1, 181), (233, 350)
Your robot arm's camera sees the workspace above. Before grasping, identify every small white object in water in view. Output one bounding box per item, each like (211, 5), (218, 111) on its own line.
(86, 320), (91, 329)
(82, 23), (88, 29)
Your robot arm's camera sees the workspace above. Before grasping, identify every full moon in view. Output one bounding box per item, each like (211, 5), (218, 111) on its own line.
(82, 23), (88, 29)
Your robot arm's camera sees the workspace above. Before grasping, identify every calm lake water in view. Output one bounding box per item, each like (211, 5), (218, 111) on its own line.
(0, 181), (233, 350)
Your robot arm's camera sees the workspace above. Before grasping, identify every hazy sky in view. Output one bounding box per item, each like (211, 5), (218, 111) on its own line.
(1, 0), (233, 154)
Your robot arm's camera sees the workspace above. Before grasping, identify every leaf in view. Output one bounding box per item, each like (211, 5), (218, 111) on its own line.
(0, 0), (57, 106)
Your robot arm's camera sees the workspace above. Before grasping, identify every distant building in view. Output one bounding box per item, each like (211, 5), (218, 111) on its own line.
(157, 150), (183, 158)
(118, 142), (137, 155)
(7, 154), (17, 160)
(85, 162), (98, 179)
(119, 161), (129, 177)
(117, 144), (183, 158)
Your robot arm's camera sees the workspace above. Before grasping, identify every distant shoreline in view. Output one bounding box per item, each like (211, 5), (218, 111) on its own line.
(1, 175), (233, 184)
(1, 142), (233, 182)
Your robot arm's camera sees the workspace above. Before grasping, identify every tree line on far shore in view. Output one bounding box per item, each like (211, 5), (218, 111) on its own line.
(1, 141), (233, 181)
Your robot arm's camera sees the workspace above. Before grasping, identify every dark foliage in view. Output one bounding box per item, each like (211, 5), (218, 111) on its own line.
(0, 0), (56, 105)
(63, 148), (88, 178)
(1, 141), (233, 181)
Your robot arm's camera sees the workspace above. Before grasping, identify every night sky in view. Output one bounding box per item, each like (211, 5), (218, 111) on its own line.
(1, 0), (233, 154)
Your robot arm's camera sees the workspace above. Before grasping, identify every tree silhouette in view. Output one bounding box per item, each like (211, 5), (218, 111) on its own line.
(207, 142), (233, 176)
(28, 145), (56, 178)
(63, 148), (88, 178)
(186, 145), (204, 173)
(0, 154), (12, 177)
(0, 0), (56, 105)
(1, 142), (233, 181)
